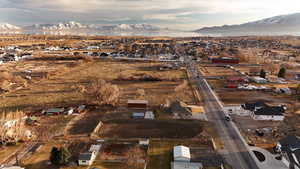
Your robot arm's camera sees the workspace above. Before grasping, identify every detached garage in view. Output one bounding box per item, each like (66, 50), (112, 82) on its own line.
(127, 100), (148, 109)
(173, 146), (191, 162)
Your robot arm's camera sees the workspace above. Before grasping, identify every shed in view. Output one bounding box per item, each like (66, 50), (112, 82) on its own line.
(144, 111), (155, 119)
(43, 108), (64, 115)
(132, 112), (145, 119)
(173, 146), (191, 162)
(128, 100), (148, 109)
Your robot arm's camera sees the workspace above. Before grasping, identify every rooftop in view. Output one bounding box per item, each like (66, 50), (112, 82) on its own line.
(79, 153), (93, 161)
(174, 146), (191, 160)
(128, 100), (148, 104)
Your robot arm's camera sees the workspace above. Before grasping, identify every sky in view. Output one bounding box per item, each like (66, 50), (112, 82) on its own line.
(1, 0), (300, 30)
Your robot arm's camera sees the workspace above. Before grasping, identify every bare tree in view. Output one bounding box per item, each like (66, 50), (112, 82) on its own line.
(0, 111), (27, 145)
(124, 146), (145, 169)
(137, 89), (145, 99)
(82, 79), (121, 106)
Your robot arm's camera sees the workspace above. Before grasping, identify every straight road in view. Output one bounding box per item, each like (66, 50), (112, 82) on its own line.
(187, 60), (260, 169)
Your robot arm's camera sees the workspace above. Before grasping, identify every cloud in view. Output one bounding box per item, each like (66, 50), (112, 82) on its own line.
(0, 0), (300, 29)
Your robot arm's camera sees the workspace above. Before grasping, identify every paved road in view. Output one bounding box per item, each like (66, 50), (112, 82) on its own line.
(187, 60), (260, 169)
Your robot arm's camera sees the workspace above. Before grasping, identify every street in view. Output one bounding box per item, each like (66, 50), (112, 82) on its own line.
(187, 60), (260, 169)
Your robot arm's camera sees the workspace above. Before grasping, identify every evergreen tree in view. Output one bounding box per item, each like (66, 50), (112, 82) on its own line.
(58, 147), (71, 164)
(260, 69), (266, 78)
(278, 67), (286, 78)
(50, 147), (60, 165)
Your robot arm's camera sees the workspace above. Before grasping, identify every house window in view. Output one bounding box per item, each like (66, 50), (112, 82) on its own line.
(81, 160), (86, 163)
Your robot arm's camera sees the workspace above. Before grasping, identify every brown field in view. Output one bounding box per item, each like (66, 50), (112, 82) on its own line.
(0, 58), (194, 112)
(200, 66), (240, 77)
(99, 119), (205, 139)
(210, 83), (295, 105)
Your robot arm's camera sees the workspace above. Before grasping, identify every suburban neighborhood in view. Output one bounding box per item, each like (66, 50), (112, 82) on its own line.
(0, 34), (299, 169)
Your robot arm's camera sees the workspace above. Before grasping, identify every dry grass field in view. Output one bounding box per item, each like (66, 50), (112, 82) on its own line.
(99, 119), (204, 139)
(147, 139), (213, 169)
(0, 58), (194, 112)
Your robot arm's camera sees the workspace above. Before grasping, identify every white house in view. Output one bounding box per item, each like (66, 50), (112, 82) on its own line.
(78, 153), (96, 166)
(173, 146), (191, 162)
(78, 144), (101, 166)
(240, 101), (285, 121)
(251, 106), (285, 121)
(276, 135), (300, 169)
(251, 77), (268, 84)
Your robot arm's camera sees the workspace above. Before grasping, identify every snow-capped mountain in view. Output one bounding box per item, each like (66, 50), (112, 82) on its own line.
(0, 23), (21, 30)
(26, 21), (89, 30)
(100, 24), (161, 31)
(1, 21), (189, 36)
(195, 13), (300, 36)
(24, 22), (163, 32)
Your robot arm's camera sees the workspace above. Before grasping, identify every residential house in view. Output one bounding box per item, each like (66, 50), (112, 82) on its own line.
(251, 106), (285, 121)
(276, 135), (300, 169)
(78, 153), (95, 166)
(241, 101), (285, 121)
(172, 146), (203, 169)
(128, 100), (148, 109)
(78, 144), (101, 166)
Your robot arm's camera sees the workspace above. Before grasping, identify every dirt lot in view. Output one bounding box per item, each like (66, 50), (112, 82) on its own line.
(232, 115), (282, 146)
(213, 86), (295, 105)
(200, 66), (240, 77)
(99, 119), (205, 139)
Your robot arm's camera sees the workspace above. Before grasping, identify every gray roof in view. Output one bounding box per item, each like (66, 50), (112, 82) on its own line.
(79, 153), (93, 160)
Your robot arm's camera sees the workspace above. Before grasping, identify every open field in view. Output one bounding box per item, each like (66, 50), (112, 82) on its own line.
(212, 85), (295, 105)
(200, 66), (240, 77)
(99, 119), (204, 139)
(147, 139), (214, 169)
(0, 58), (194, 112)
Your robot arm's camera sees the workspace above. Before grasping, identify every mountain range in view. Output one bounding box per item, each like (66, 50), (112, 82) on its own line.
(195, 13), (300, 36)
(0, 22), (176, 36)
(6, 21), (163, 32)
(0, 23), (21, 30)
(1, 13), (300, 36)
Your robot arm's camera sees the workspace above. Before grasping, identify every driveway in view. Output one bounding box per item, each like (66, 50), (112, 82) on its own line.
(249, 146), (288, 169)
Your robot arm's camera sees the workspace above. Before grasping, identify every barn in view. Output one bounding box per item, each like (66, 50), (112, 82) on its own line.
(127, 100), (148, 109)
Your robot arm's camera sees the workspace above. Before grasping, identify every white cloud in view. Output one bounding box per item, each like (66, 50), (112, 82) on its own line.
(1, 0), (300, 29)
